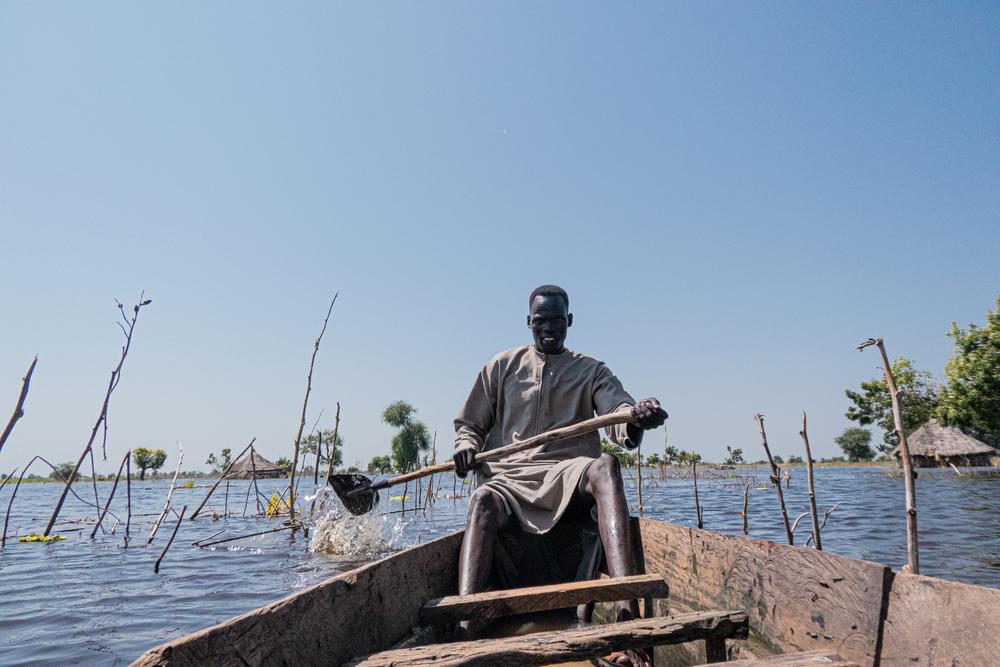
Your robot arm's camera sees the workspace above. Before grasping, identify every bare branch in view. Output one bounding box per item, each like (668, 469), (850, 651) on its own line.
(753, 413), (794, 545)
(43, 295), (151, 536)
(289, 293), (339, 527)
(0, 357), (38, 456)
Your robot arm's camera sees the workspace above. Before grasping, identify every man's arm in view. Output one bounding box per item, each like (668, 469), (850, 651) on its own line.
(593, 363), (667, 449)
(453, 360), (499, 477)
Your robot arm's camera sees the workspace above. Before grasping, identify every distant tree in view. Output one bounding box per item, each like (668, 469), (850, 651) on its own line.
(846, 357), (938, 454)
(49, 462), (75, 481)
(835, 427), (876, 462)
(300, 430), (345, 470)
(205, 447), (232, 475)
(773, 455), (784, 465)
(382, 400), (431, 472)
(663, 446), (679, 465)
(275, 456), (292, 473)
(346, 465), (360, 473)
(724, 446), (745, 465)
(132, 448), (167, 480)
(367, 455), (392, 474)
(646, 453), (661, 466)
(786, 455), (804, 465)
(686, 451), (702, 465)
(937, 295), (1000, 448)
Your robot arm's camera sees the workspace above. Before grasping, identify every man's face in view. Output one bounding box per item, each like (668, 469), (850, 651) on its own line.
(528, 295), (572, 354)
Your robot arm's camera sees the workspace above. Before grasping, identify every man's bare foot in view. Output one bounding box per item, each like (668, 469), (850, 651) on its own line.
(593, 649), (653, 667)
(593, 609), (653, 667)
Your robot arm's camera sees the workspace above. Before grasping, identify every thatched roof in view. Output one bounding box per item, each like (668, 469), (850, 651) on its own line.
(224, 451), (283, 478)
(892, 419), (996, 459)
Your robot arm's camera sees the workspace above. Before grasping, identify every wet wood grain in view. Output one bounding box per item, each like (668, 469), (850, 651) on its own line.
(880, 571), (1000, 666)
(131, 531), (463, 666)
(635, 519), (889, 667)
(421, 573), (667, 624)
(349, 610), (748, 666)
(722, 650), (858, 666)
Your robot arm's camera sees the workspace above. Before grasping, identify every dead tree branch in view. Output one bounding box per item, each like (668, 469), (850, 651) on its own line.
(859, 337), (919, 573)
(741, 480), (750, 535)
(289, 293), (338, 526)
(43, 295), (151, 536)
(692, 461), (703, 529)
(799, 412), (822, 550)
(806, 505), (839, 547)
(153, 505), (187, 573)
(146, 443), (184, 546)
(324, 402), (342, 482)
(90, 449), (131, 539)
(194, 523), (299, 548)
(754, 413), (794, 545)
(0, 357), (38, 457)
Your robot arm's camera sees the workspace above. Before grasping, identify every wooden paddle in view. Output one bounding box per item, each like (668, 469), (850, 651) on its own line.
(328, 411), (635, 515)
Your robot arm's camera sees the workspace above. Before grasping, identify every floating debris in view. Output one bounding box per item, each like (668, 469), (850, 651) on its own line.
(18, 533), (66, 543)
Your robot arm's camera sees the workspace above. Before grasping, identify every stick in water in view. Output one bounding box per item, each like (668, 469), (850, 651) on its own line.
(799, 412), (822, 550)
(754, 413), (794, 545)
(154, 505), (187, 573)
(858, 338), (919, 573)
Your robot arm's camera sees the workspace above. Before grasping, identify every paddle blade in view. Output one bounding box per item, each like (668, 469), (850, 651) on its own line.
(328, 473), (379, 515)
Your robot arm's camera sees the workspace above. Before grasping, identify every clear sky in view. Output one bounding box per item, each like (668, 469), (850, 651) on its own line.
(1, 3), (998, 473)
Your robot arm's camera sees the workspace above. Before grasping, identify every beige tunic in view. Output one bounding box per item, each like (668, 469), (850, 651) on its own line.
(454, 344), (637, 535)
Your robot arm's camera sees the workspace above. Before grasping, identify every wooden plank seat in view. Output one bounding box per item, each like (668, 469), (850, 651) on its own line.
(420, 573), (669, 624)
(717, 651), (858, 666)
(348, 609), (748, 666)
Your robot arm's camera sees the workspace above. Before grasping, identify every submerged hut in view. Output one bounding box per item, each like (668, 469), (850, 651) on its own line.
(893, 419), (996, 468)
(225, 451), (284, 479)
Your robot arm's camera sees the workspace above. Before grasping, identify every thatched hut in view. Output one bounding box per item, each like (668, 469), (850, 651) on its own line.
(225, 451), (285, 479)
(893, 419), (997, 468)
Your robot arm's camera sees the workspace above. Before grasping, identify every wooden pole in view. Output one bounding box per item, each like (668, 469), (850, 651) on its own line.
(189, 438), (255, 520)
(0, 356), (37, 457)
(289, 294), (338, 527)
(636, 442), (643, 516)
(692, 461), (703, 529)
(741, 480), (750, 535)
(859, 338), (919, 573)
(312, 429), (323, 486)
(146, 443), (184, 546)
(153, 505), (187, 573)
(799, 412), (822, 550)
(90, 450), (130, 539)
(753, 413), (794, 545)
(325, 402), (342, 482)
(248, 444), (263, 514)
(125, 454), (132, 546)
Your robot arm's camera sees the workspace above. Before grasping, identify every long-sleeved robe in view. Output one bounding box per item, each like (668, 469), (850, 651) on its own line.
(454, 344), (637, 535)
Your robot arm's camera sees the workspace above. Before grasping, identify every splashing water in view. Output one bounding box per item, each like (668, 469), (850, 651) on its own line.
(306, 486), (406, 557)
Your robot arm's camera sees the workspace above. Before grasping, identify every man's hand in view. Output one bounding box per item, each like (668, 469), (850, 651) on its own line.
(631, 397), (668, 430)
(454, 445), (477, 478)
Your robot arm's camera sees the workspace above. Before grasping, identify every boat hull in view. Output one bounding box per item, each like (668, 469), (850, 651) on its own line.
(133, 519), (1000, 666)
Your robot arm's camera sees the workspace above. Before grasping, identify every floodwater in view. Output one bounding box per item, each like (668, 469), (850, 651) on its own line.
(1, 465), (999, 665)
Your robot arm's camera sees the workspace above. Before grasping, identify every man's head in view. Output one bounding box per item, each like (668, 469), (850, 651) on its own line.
(527, 285), (572, 354)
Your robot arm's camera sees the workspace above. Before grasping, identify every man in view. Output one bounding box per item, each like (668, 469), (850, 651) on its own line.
(453, 285), (667, 655)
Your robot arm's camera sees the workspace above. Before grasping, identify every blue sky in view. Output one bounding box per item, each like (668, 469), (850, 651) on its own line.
(1, 3), (998, 473)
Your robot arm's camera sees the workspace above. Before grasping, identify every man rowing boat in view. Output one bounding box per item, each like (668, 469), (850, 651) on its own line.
(453, 284), (667, 665)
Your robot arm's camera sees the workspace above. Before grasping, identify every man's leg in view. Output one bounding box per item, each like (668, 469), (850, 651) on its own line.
(456, 487), (509, 636)
(578, 453), (639, 617)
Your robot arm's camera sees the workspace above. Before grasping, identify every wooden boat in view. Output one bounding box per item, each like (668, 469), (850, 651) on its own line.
(132, 518), (1000, 666)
